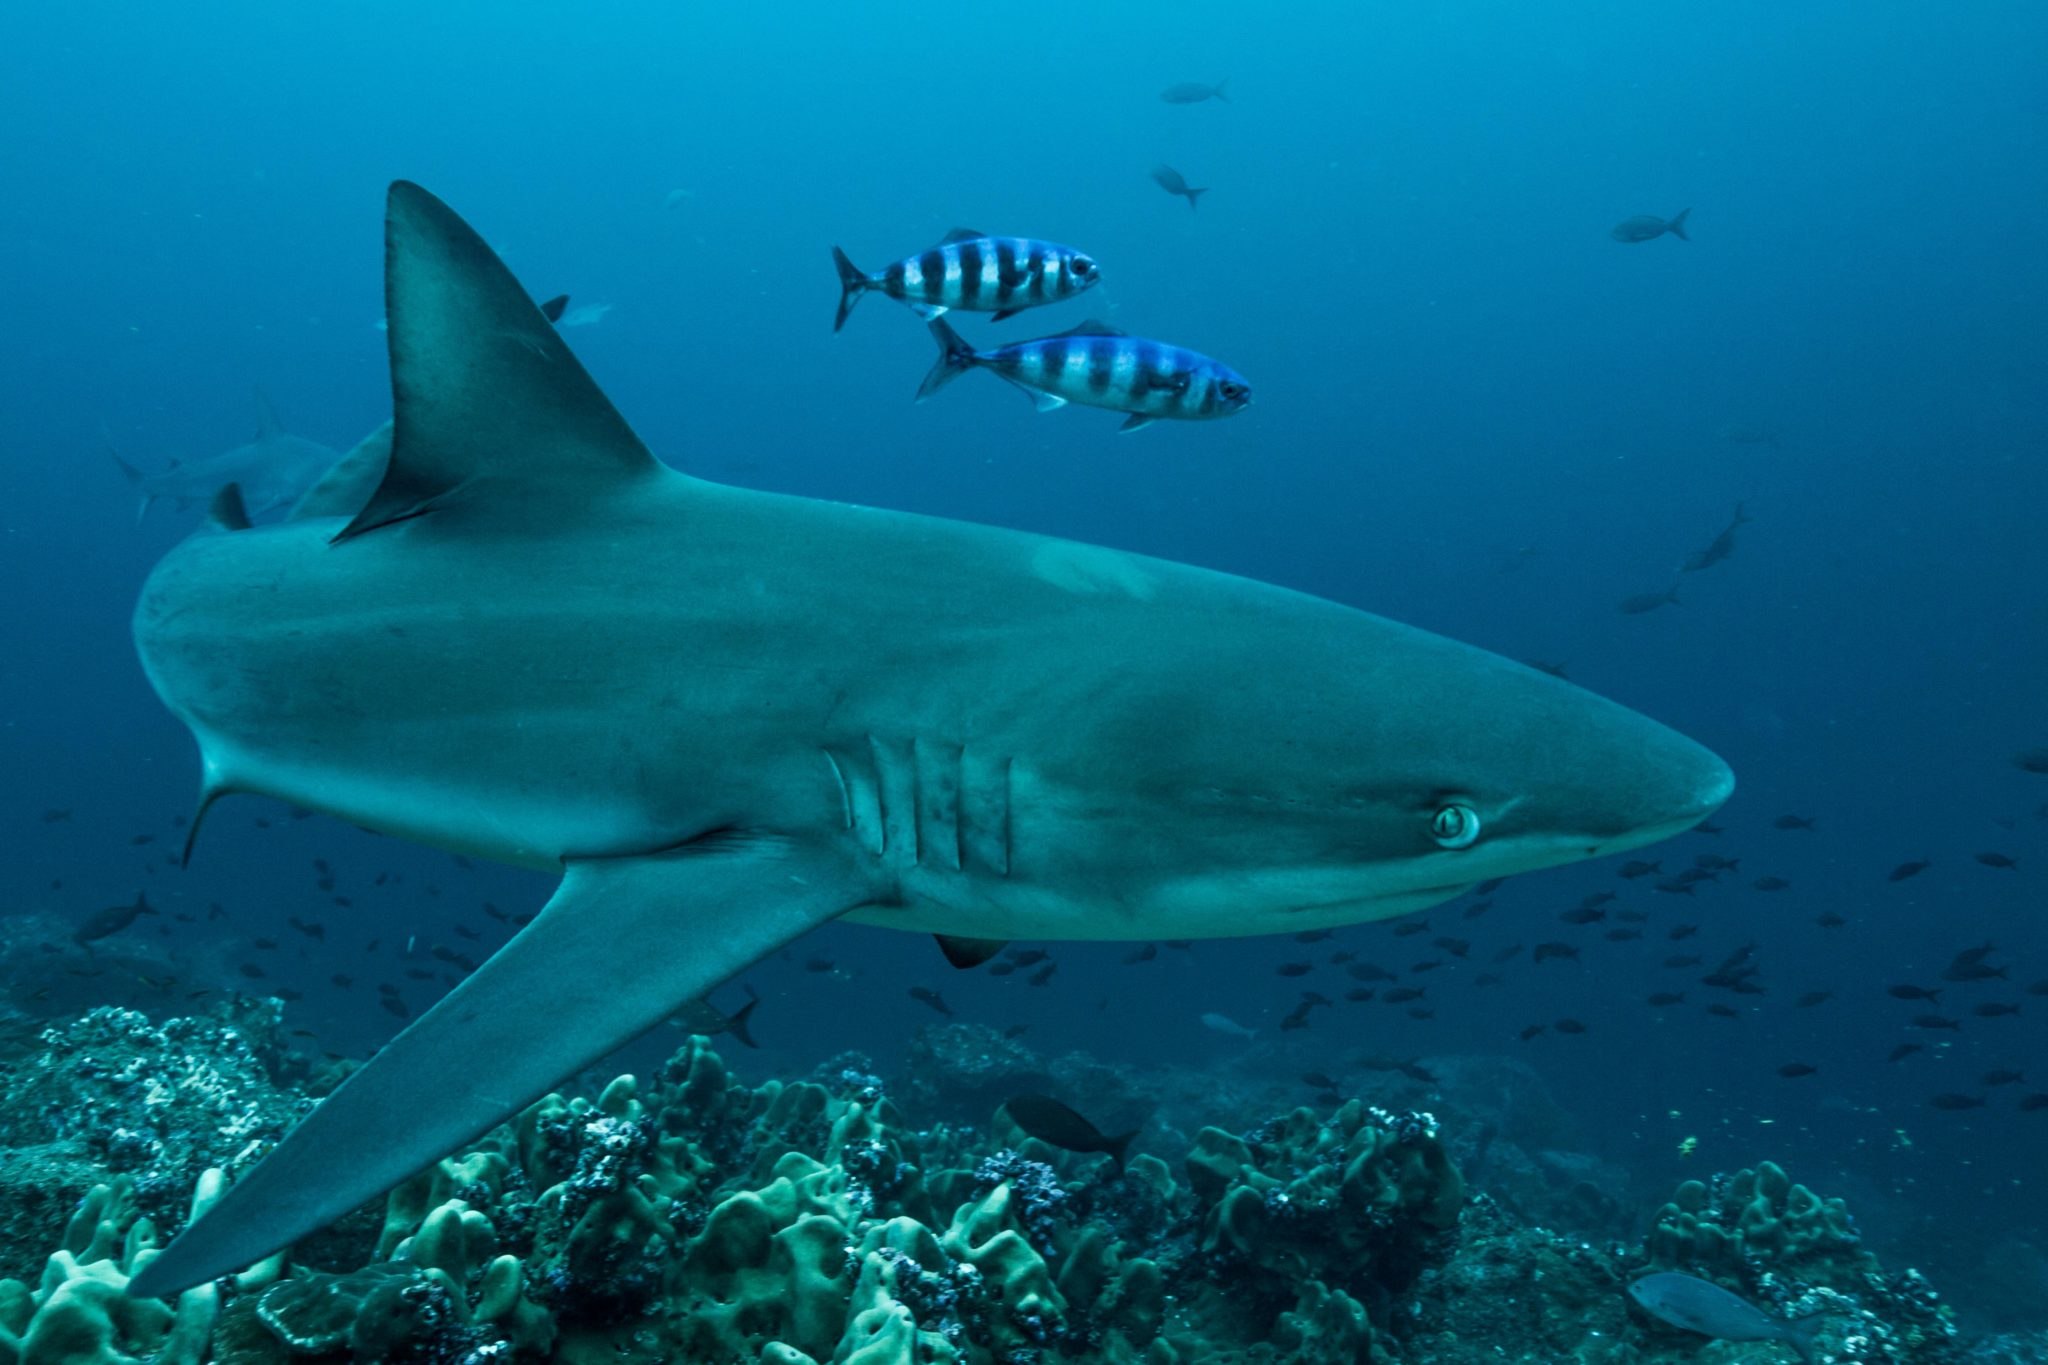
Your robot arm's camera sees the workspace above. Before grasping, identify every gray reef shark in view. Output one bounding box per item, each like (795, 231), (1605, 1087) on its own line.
(110, 391), (342, 521)
(125, 182), (1732, 1296)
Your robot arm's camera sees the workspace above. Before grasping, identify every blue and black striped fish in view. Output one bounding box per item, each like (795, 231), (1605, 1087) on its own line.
(832, 229), (1100, 332)
(917, 317), (1251, 433)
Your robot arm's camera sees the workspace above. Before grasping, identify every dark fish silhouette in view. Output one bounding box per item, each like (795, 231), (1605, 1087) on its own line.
(1778, 1063), (1817, 1078)
(1975, 851), (2017, 869)
(2012, 749), (2048, 774)
(1533, 942), (1579, 963)
(1150, 164), (1208, 210)
(1795, 991), (1832, 1008)
(1648, 992), (1686, 1007)
(1912, 1015), (1961, 1031)
(1554, 1018), (1588, 1034)
(1682, 503), (1751, 573)
(671, 991), (760, 1048)
(1929, 1093), (1985, 1111)
(1773, 814), (1817, 830)
(1984, 1070), (2024, 1086)
(1160, 79), (1229, 104)
(1276, 961), (1314, 977)
(1618, 582), (1681, 615)
(1974, 1002), (2020, 1018)
(1620, 860), (1661, 879)
(1001, 1095), (1137, 1171)
(1610, 210), (1692, 243)
(2020, 1094), (2048, 1112)
(1888, 1044), (1922, 1063)
(73, 893), (156, 945)
(1752, 877), (1790, 892)
(909, 986), (953, 1015)
(1888, 860), (1931, 882)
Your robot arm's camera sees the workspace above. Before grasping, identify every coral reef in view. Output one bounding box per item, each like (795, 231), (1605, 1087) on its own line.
(0, 1004), (1986, 1364)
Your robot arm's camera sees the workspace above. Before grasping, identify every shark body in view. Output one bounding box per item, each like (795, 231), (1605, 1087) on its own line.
(111, 392), (341, 520)
(125, 182), (1732, 1297)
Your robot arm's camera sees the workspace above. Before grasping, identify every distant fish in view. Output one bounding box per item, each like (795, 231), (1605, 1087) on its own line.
(1618, 582), (1681, 615)
(109, 390), (340, 520)
(1888, 1043), (1921, 1063)
(1777, 1062), (1817, 1078)
(73, 893), (156, 946)
(670, 989), (761, 1048)
(1752, 876), (1791, 892)
(908, 986), (953, 1015)
(2013, 749), (2048, 774)
(2020, 1093), (2048, 1112)
(830, 230), (1100, 332)
(1619, 860), (1661, 879)
(1628, 1272), (1820, 1363)
(1150, 164), (1209, 210)
(1682, 503), (1751, 574)
(1160, 79), (1230, 104)
(1200, 1011), (1257, 1039)
(1772, 814), (1817, 831)
(1001, 1094), (1137, 1171)
(1610, 210), (1692, 243)
(1929, 1093), (1986, 1111)
(1795, 991), (1832, 1008)
(1554, 1018), (1588, 1034)
(1974, 851), (2017, 869)
(917, 317), (1250, 433)
(1887, 859), (1931, 882)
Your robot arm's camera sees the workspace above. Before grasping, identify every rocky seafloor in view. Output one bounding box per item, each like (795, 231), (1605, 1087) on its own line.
(0, 1001), (2034, 1365)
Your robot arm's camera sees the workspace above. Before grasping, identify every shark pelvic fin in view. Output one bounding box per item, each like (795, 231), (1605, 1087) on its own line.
(934, 934), (1008, 969)
(127, 833), (871, 1299)
(291, 422), (393, 522)
(336, 182), (663, 542)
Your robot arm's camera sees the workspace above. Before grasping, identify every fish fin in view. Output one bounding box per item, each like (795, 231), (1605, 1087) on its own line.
(1052, 319), (1127, 338)
(917, 318), (979, 401)
(537, 294), (570, 323)
(1118, 414), (1156, 433)
(1212, 78), (1230, 102)
(989, 308), (1024, 322)
(1104, 1128), (1139, 1173)
(252, 387), (283, 441)
(934, 934), (1008, 969)
(291, 423), (394, 522)
(722, 992), (761, 1049)
(106, 444), (158, 522)
(938, 228), (988, 245)
(1033, 391), (1070, 412)
(1185, 187), (1209, 210)
(831, 246), (868, 333)
(125, 833), (870, 1299)
(1667, 208), (1691, 241)
(336, 182), (662, 543)
(1786, 1312), (1825, 1364)
(907, 301), (950, 321)
(206, 484), (252, 532)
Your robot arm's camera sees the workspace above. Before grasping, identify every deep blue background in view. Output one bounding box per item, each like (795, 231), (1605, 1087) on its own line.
(4, 0), (2046, 1319)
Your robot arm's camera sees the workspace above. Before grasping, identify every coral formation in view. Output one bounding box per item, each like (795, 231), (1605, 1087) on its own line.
(0, 1004), (1983, 1364)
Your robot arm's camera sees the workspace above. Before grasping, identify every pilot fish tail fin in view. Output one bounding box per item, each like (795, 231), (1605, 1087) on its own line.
(126, 835), (872, 1299)
(917, 317), (981, 401)
(336, 181), (665, 542)
(832, 246), (870, 333)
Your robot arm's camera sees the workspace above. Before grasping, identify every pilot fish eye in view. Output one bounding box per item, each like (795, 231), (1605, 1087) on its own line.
(1071, 259), (1094, 277)
(1430, 803), (1481, 849)
(1220, 380), (1248, 401)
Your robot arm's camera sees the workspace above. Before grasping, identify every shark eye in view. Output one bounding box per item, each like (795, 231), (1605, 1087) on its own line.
(1430, 803), (1481, 849)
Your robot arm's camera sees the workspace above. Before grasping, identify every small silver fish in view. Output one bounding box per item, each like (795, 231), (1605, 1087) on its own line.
(1200, 1011), (1258, 1039)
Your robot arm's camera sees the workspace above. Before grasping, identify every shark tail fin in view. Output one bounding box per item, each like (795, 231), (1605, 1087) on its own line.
(337, 182), (663, 542)
(1667, 208), (1691, 241)
(831, 247), (869, 333)
(917, 318), (979, 401)
(252, 387), (283, 440)
(106, 444), (158, 522)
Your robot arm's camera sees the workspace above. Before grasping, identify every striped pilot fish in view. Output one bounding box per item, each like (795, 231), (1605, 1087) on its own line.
(917, 317), (1251, 433)
(832, 228), (1100, 332)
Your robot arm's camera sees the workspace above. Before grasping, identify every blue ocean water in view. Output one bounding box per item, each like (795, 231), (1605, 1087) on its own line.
(4, 0), (2046, 1330)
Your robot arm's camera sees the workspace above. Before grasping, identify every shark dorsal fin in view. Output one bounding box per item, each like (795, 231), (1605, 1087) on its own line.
(291, 422), (393, 522)
(938, 227), (988, 245)
(1055, 319), (1125, 338)
(338, 182), (660, 541)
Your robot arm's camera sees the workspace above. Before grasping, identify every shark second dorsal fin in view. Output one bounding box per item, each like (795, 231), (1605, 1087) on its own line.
(338, 182), (661, 541)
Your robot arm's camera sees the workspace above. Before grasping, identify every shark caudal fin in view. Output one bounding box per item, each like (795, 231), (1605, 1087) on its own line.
(917, 317), (981, 400)
(127, 835), (872, 1299)
(336, 181), (664, 541)
(831, 246), (870, 332)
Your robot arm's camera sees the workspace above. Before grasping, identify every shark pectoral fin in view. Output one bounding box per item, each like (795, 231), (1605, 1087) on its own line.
(338, 182), (668, 542)
(934, 934), (1007, 969)
(125, 834), (868, 1300)
(290, 422), (393, 522)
